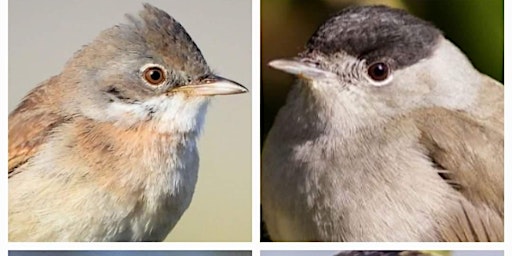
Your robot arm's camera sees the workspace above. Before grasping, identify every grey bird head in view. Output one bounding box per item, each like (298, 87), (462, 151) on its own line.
(269, 5), (483, 129)
(56, 3), (247, 128)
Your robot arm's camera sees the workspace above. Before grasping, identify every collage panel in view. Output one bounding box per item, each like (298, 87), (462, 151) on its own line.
(9, 252), (252, 256)
(8, 0), (251, 242)
(261, 252), (504, 256)
(261, 0), (503, 242)
(0, 0), (509, 255)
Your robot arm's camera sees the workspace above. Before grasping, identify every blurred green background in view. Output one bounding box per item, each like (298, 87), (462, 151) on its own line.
(261, 0), (504, 144)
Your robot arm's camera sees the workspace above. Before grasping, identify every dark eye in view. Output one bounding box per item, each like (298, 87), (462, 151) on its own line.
(367, 62), (390, 81)
(143, 66), (166, 85)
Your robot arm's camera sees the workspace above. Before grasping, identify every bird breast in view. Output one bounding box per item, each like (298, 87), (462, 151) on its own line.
(9, 116), (200, 241)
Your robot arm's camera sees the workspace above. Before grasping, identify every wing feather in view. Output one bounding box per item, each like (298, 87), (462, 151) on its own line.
(411, 107), (503, 241)
(8, 76), (68, 176)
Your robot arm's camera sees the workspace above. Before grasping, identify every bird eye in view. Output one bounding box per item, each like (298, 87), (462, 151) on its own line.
(143, 66), (166, 86)
(367, 62), (390, 82)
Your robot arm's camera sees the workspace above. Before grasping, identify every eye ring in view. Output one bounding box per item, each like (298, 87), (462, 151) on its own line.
(142, 64), (166, 86)
(367, 62), (391, 82)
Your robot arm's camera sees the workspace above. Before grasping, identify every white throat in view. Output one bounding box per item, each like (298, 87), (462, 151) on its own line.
(91, 94), (210, 134)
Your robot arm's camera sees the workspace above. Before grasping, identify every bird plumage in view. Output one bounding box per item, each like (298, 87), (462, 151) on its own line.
(9, 3), (246, 241)
(262, 5), (503, 242)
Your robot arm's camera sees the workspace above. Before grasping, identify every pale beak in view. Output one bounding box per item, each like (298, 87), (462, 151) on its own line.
(171, 75), (248, 96)
(268, 58), (336, 80)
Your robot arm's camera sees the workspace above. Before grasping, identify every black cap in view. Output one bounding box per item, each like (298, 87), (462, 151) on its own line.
(305, 5), (442, 70)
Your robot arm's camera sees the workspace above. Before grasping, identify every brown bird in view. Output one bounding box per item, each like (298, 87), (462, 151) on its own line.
(9, 4), (247, 241)
(262, 5), (503, 241)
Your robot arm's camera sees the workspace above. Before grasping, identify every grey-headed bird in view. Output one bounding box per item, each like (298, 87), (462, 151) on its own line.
(262, 5), (502, 242)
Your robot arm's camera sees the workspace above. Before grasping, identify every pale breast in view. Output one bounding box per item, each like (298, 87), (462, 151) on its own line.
(9, 117), (200, 241)
(263, 115), (462, 241)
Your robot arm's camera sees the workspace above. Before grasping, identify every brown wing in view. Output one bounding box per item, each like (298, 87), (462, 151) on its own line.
(8, 76), (67, 177)
(410, 107), (503, 241)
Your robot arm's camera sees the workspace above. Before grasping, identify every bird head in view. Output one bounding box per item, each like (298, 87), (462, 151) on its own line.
(61, 3), (247, 132)
(269, 5), (481, 126)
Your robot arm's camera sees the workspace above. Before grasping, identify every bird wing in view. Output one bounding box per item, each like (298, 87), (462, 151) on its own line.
(8, 76), (68, 177)
(410, 107), (503, 241)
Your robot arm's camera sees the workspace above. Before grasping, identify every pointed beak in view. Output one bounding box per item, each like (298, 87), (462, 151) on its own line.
(171, 75), (248, 96)
(268, 58), (336, 80)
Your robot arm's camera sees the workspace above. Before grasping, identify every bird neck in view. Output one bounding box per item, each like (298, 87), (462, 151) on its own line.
(82, 94), (210, 136)
(281, 79), (388, 137)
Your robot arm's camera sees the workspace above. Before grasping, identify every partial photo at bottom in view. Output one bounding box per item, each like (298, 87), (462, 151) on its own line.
(261, 251), (503, 256)
(9, 252), (251, 256)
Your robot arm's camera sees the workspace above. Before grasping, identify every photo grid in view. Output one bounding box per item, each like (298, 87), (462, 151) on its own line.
(0, 0), (508, 255)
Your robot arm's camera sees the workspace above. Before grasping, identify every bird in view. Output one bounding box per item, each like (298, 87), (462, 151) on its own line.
(262, 5), (503, 242)
(8, 3), (247, 242)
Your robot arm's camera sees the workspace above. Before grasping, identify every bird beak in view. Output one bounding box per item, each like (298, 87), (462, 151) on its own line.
(171, 75), (248, 96)
(268, 58), (336, 80)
